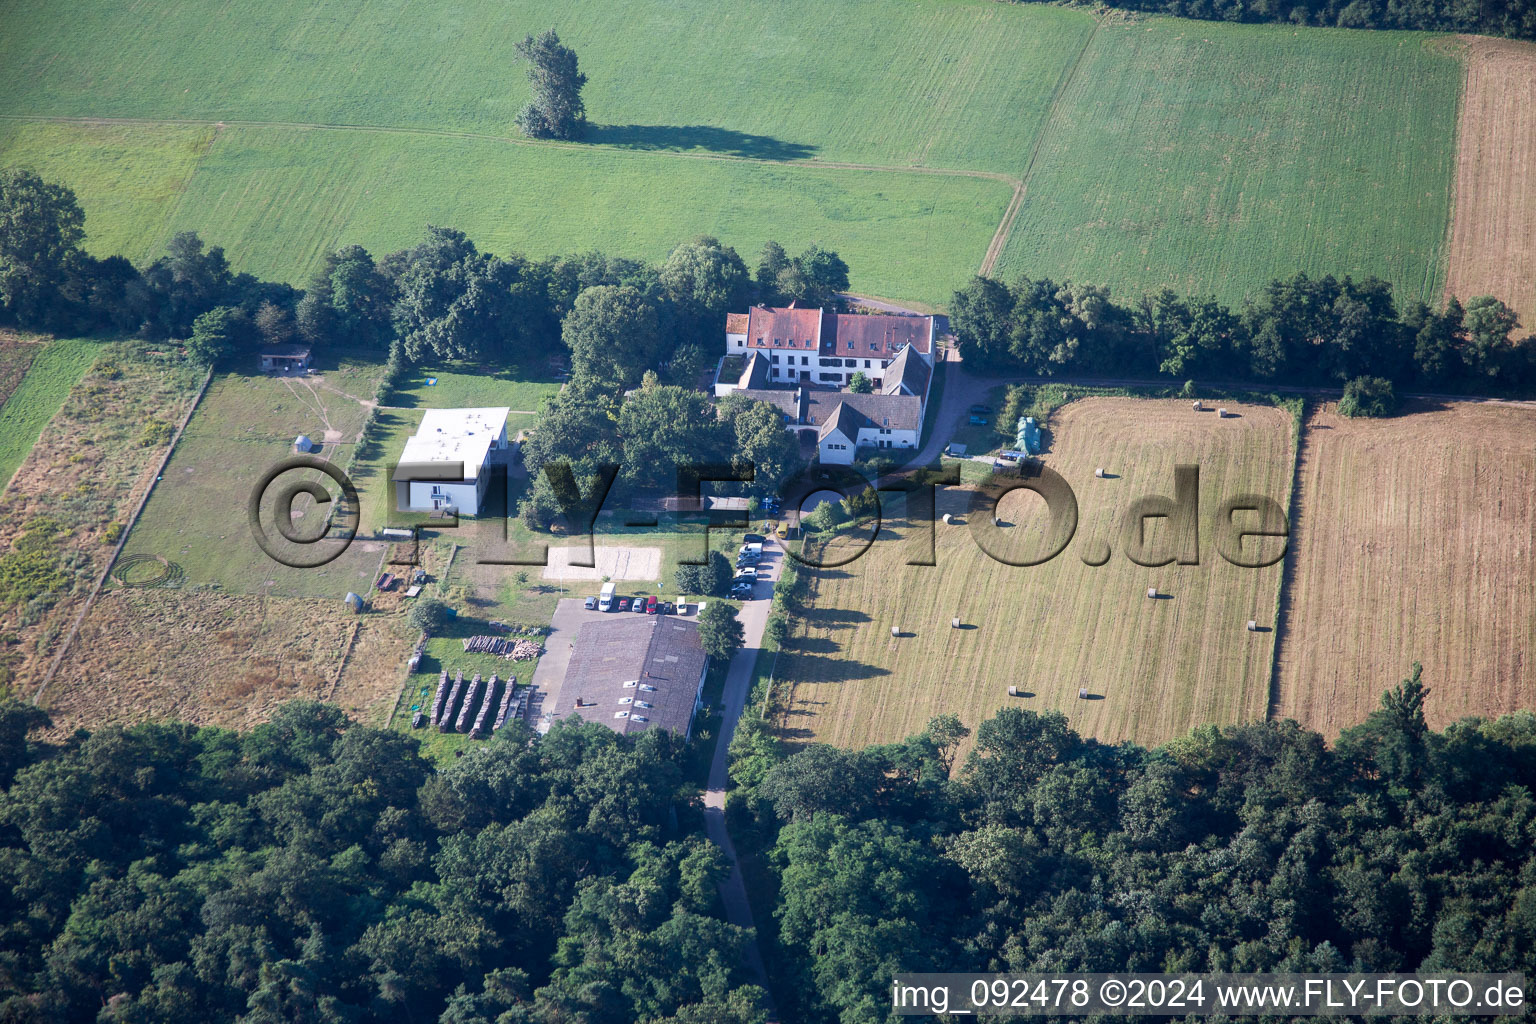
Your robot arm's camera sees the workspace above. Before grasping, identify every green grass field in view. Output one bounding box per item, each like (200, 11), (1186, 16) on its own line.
(0, 338), (102, 488)
(0, 0), (1465, 307)
(119, 360), (388, 598)
(390, 363), (564, 413)
(993, 21), (1461, 304)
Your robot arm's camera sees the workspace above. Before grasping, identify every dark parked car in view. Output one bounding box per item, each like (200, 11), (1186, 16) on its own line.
(969, 403), (994, 415)
(743, 533), (766, 545)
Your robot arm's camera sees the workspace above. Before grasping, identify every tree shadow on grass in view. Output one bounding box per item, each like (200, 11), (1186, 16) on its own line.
(588, 123), (818, 161)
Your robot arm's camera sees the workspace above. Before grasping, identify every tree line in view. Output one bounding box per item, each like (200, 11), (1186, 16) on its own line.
(1016, 0), (1536, 40)
(951, 271), (1533, 398)
(0, 700), (768, 1024)
(726, 667), (1536, 1023)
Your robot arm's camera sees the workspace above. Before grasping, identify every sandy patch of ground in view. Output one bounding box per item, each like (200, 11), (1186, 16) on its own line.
(1445, 36), (1536, 325)
(542, 546), (663, 582)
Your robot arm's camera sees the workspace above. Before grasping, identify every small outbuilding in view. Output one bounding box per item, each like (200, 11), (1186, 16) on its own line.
(259, 345), (312, 373)
(293, 434), (316, 453)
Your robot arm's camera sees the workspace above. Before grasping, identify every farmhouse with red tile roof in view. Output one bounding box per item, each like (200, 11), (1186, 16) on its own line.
(718, 304), (936, 464)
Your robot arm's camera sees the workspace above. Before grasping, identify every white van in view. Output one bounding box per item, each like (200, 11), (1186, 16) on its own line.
(598, 581), (616, 612)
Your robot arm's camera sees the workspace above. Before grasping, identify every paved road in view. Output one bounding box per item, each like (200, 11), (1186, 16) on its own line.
(703, 538), (784, 1018)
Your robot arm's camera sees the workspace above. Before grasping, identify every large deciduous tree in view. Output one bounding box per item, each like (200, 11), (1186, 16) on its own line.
(696, 600), (744, 662)
(514, 30), (587, 141)
(561, 284), (661, 390)
(0, 169), (85, 328)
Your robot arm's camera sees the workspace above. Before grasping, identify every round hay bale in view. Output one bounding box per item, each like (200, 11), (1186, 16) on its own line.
(1217, 407), (1228, 418)
(1095, 467), (1105, 478)
(1078, 687), (1089, 700)
(951, 617), (961, 629)
(942, 512), (953, 525)
(1008, 685), (1019, 697)
(1192, 400), (1202, 411)
(890, 626), (901, 638)
(1146, 587), (1157, 599)
(1247, 620), (1258, 631)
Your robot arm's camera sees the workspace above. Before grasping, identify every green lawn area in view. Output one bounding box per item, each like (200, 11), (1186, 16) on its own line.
(390, 363), (563, 413)
(0, 120), (215, 264)
(0, 338), (102, 488)
(119, 358), (389, 597)
(993, 20), (1461, 305)
(0, 0), (1463, 309)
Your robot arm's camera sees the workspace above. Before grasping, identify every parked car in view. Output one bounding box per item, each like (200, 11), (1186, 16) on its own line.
(618, 597), (631, 611)
(969, 403), (994, 415)
(646, 596), (658, 614)
(660, 602), (674, 614)
(633, 599), (648, 613)
(584, 595), (597, 610)
(743, 533), (766, 545)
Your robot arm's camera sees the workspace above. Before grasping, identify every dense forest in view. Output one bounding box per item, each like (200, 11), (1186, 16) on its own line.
(3, 672), (1534, 1022)
(1026, 0), (1536, 41)
(0, 701), (767, 1023)
(727, 668), (1536, 1022)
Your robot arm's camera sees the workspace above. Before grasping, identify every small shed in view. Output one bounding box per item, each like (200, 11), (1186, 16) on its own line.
(258, 345), (311, 373)
(293, 434), (315, 453)
(343, 592), (365, 613)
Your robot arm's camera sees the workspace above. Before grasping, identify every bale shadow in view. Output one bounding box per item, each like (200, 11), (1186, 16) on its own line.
(1149, 593), (1175, 600)
(1249, 624), (1273, 633)
(1094, 471), (1121, 480)
(589, 124), (818, 161)
(1081, 692), (1106, 701)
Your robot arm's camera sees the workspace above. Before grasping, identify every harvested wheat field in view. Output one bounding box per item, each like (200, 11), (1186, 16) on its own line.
(775, 397), (1297, 750)
(1446, 36), (1536, 325)
(1275, 400), (1536, 735)
(38, 589), (413, 732)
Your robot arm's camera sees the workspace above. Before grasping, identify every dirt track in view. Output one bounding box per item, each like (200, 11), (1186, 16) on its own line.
(1446, 36), (1536, 326)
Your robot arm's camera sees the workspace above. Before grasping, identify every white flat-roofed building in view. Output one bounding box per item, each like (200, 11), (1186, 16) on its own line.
(393, 407), (510, 514)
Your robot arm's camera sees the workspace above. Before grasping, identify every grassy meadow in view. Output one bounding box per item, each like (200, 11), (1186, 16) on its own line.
(994, 21), (1461, 304)
(0, 338), (103, 488)
(118, 357), (388, 599)
(0, 0), (1465, 307)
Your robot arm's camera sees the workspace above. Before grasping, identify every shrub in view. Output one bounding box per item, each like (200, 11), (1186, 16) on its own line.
(1339, 375), (1397, 418)
(407, 597), (452, 635)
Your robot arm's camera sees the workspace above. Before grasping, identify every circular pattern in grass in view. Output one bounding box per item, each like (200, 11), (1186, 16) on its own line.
(111, 553), (186, 589)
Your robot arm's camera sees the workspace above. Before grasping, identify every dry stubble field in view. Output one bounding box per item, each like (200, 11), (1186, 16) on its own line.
(776, 398), (1296, 749)
(1445, 36), (1536, 326)
(1274, 400), (1536, 734)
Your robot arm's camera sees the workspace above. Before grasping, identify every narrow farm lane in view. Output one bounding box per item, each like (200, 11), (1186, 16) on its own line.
(703, 537), (783, 1019)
